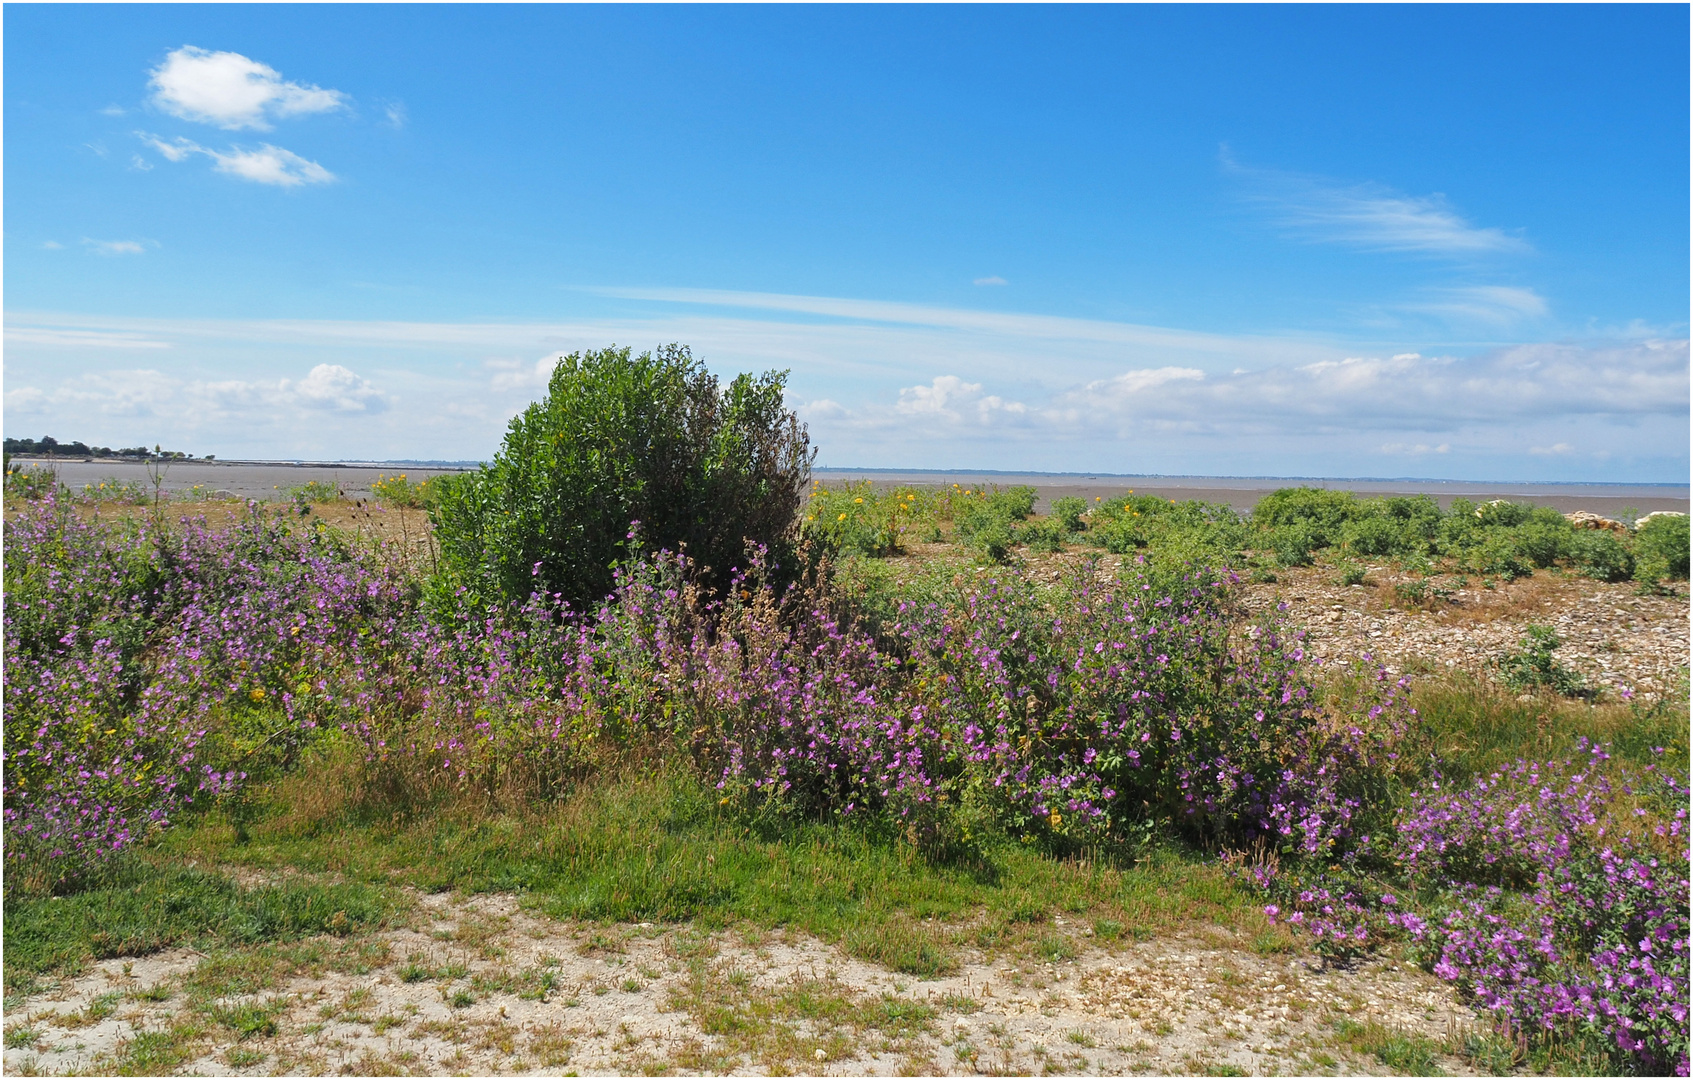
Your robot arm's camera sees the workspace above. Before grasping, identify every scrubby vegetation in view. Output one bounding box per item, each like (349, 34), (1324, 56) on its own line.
(4, 352), (1687, 1075)
(803, 479), (1690, 593)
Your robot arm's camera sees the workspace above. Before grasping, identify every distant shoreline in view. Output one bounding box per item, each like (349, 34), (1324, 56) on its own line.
(12, 458), (1686, 514)
(10, 455), (1685, 492)
(815, 466), (1689, 491)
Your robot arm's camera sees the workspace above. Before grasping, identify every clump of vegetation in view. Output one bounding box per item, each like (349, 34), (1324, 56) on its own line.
(371, 472), (442, 509)
(1634, 513), (1691, 588)
(1495, 624), (1590, 698)
(801, 480), (927, 557)
(430, 344), (812, 609)
(4, 461), (61, 501)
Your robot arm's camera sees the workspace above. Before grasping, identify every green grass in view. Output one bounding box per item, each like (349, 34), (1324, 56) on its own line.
(208, 997), (286, 1039)
(1334, 1018), (1446, 1076)
(1407, 670), (1689, 786)
(109, 1023), (202, 1076)
(2, 863), (400, 994)
(152, 764), (1277, 979)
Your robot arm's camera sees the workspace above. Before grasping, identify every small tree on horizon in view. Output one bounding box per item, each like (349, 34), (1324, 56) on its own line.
(430, 344), (813, 610)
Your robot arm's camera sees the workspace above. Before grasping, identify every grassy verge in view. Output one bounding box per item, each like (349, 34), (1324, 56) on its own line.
(151, 761), (1289, 981)
(3, 864), (402, 1000)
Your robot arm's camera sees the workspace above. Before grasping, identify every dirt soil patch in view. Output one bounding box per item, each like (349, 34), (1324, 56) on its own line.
(2, 891), (1486, 1077)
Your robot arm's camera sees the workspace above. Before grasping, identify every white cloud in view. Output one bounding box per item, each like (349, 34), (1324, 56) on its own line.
(973, 275), (1008, 286)
(99, 104), (127, 117)
(1066, 366), (1205, 402)
(1042, 341), (1687, 435)
(382, 101), (408, 129)
(1233, 159), (1528, 256)
(136, 132), (334, 187)
(484, 356), (558, 393)
(1530, 442), (1574, 456)
(286, 364), (390, 413)
(40, 240), (64, 250)
(149, 46), (347, 130)
(82, 239), (149, 256)
(130, 154), (154, 172)
(808, 340), (1687, 446)
(894, 375), (1028, 426)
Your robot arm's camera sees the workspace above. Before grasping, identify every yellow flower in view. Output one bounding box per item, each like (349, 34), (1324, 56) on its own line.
(1049, 812), (1062, 827)
(838, 513), (847, 521)
(854, 497), (864, 504)
(250, 688), (266, 702)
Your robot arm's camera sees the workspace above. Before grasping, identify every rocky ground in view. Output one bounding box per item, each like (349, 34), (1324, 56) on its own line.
(3, 891), (1485, 1077)
(1237, 564), (1689, 700)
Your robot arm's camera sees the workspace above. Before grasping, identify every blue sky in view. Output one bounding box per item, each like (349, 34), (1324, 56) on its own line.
(5, 4), (1688, 480)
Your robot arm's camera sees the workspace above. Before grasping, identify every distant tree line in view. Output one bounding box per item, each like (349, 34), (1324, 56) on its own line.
(2, 436), (207, 460)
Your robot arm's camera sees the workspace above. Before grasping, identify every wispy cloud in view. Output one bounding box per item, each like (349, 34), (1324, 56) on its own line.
(3, 363), (389, 422)
(973, 275), (1008, 286)
(6, 326), (170, 349)
(1230, 156), (1529, 256)
(149, 46), (347, 131)
(585, 285), (1342, 368)
(40, 240), (64, 250)
(137, 132), (334, 187)
(1398, 285), (1549, 325)
(381, 101), (408, 129)
(81, 238), (150, 256)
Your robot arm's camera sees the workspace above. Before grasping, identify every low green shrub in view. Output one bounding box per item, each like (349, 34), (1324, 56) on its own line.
(4, 464), (60, 501)
(1495, 624), (1589, 698)
(1568, 529), (1634, 583)
(1634, 513), (1690, 583)
(371, 473), (442, 509)
(1049, 496), (1087, 532)
(1020, 517), (1067, 553)
(284, 479), (346, 504)
(952, 485), (1036, 561)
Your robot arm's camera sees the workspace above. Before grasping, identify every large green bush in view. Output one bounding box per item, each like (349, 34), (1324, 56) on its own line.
(430, 345), (813, 609)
